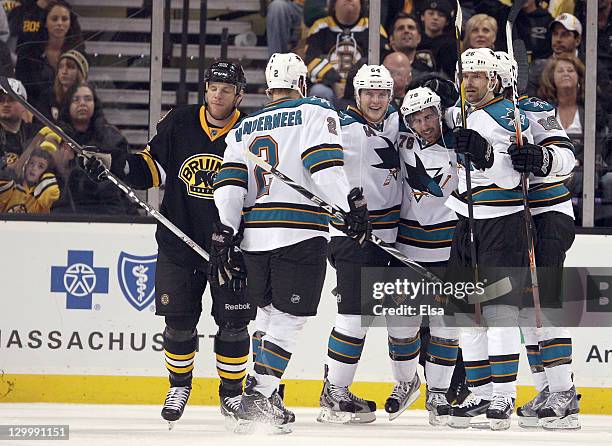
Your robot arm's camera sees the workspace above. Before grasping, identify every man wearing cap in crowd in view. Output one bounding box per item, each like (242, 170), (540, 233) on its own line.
(416, 0), (457, 79)
(0, 78), (36, 174)
(528, 11), (611, 98)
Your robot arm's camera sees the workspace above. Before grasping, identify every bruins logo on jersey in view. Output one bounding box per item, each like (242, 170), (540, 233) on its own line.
(179, 154), (223, 198)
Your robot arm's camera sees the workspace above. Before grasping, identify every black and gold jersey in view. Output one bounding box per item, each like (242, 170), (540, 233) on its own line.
(123, 104), (244, 269)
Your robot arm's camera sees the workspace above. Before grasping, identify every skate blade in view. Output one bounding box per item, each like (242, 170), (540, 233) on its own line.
(388, 389), (421, 421)
(489, 418), (511, 431)
(447, 417), (472, 429)
(428, 412), (449, 426)
(540, 414), (581, 430)
(518, 416), (540, 428)
(317, 408), (375, 424)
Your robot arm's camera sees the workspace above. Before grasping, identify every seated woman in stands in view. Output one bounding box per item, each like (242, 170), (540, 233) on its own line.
(15, 0), (84, 108)
(51, 82), (135, 215)
(33, 50), (89, 121)
(537, 54), (608, 205)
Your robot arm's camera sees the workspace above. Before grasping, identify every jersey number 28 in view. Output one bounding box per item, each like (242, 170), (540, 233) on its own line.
(249, 135), (279, 198)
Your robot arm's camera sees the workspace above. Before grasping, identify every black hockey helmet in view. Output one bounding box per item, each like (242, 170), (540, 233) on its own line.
(204, 60), (247, 94)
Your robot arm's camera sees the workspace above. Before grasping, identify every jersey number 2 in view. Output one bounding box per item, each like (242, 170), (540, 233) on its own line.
(249, 135), (279, 198)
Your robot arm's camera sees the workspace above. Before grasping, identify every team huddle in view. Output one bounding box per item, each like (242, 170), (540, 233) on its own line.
(82, 48), (580, 434)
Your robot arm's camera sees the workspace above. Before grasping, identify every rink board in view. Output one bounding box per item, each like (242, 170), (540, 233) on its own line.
(1, 220), (611, 413)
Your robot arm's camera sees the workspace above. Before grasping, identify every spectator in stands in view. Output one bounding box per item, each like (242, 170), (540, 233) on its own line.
(0, 147), (59, 213)
(537, 54), (607, 198)
(34, 49), (88, 121)
(516, 0), (554, 60)
(7, 0), (50, 62)
(52, 82), (133, 215)
(383, 51), (412, 111)
(15, 0), (84, 106)
(388, 12), (435, 79)
(417, 0), (457, 79)
(266, 0), (304, 57)
(597, 0), (612, 113)
(305, 0), (389, 102)
(462, 13), (497, 50)
(0, 78), (36, 173)
(527, 12), (582, 96)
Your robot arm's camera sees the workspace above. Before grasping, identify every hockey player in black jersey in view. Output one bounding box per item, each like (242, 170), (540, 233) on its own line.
(81, 61), (256, 428)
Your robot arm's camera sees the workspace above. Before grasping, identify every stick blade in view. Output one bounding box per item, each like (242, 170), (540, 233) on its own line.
(455, 0), (462, 29)
(507, 0), (527, 24)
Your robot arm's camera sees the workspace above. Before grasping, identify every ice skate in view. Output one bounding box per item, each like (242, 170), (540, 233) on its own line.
(486, 395), (514, 431)
(385, 373), (421, 421)
(270, 387), (295, 424)
(516, 386), (549, 428)
(234, 383), (294, 435)
(538, 386), (581, 430)
(447, 377), (470, 406)
(447, 393), (490, 429)
(317, 378), (376, 424)
(425, 387), (451, 426)
(161, 385), (191, 430)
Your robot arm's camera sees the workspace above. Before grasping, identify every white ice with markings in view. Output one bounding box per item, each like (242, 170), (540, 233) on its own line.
(1, 404), (611, 446)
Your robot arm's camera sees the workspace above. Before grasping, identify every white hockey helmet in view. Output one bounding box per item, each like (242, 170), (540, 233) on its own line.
(353, 64), (394, 108)
(495, 51), (517, 89)
(265, 52), (308, 97)
(461, 47), (499, 79)
(400, 87), (442, 119)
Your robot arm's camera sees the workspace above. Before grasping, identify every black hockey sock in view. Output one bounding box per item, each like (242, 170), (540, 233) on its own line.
(215, 325), (250, 397)
(163, 327), (197, 387)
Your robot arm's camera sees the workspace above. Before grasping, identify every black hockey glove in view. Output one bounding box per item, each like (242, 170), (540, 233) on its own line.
(422, 77), (459, 109)
(453, 128), (494, 170)
(208, 222), (247, 294)
(343, 187), (371, 246)
(508, 138), (554, 177)
(77, 151), (112, 183)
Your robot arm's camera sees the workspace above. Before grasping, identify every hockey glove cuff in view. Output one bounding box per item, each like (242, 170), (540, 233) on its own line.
(453, 128), (494, 170)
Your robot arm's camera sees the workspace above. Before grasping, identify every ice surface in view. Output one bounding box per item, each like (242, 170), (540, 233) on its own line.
(1, 404), (611, 446)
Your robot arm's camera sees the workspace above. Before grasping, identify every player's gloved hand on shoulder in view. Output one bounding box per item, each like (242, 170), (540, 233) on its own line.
(422, 77), (458, 109)
(208, 222), (247, 294)
(453, 127), (494, 170)
(508, 137), (553, 177)
(343, 187), (371, 246)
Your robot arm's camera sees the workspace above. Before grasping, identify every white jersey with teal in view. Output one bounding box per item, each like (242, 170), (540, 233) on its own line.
(330, 105), (401, 243)
(518, 96), (575, 219)
(396, 124), (458, 262)
(214, 96), (352, 251)
(445, 96), (533, 219)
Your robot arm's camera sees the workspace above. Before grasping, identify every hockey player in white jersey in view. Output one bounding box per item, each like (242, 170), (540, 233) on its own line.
(496, 51), (580, 430)
(212, 52), (370, 432)
(444, 47), (533, 430)
(318, 64), (407, 424)
(397, 86), (460, 426)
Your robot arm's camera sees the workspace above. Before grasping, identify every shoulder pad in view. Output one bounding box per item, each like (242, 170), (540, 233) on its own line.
(482, 99), (529, 133)
(519, 96), (555, 112)
(298, 96), (336, 111)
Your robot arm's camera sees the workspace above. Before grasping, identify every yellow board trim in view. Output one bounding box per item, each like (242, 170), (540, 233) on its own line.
(1, 375), (612, 414)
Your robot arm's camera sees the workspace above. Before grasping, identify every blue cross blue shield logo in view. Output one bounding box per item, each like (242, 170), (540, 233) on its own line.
(117, 252), (157, 311)
(51, 250), (109, 309)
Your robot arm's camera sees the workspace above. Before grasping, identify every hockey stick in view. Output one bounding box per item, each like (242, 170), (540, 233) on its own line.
(505, 0), (543, 328)
(0, 76), (210, 261)
(454, 1), (481, 318)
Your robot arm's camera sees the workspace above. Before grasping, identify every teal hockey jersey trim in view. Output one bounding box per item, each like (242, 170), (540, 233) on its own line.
(481, 98), (529, 133)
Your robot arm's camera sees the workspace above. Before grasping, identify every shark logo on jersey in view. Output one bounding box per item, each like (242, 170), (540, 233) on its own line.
(404, 155), (451, 202)
(523, 97), (549, 109)
(372, 136), (400, 186)
(179, 153), (223, 199)
(500, 107), (526, 129)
